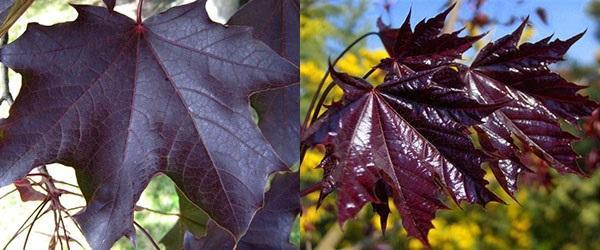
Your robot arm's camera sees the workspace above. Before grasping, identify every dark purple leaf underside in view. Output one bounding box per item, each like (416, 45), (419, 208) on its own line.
(303, 68), (503, 245)
(227, 0), (300, 166)
(185, 173), (300, 250)
(0, 1), (297, 249)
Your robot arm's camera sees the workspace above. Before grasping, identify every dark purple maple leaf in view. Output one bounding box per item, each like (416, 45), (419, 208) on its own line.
(228, 0), (300, 166)
(184, 172), (300, 250)
(0, 1), (12, 22)
(0, 0), (34, 37)
(302, 66), (503, 245)
(0, 1), (297, 249)
(377, 4), (482, 71)
(460, 19), (595, 195)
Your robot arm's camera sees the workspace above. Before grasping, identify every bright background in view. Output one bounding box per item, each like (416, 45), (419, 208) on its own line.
(300, 0), (600, 249)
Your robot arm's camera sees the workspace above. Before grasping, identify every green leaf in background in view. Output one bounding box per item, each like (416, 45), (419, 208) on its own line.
(177, 188), (210, 236)
(160, 220), (186, 250)
(0, 0), (34, 37)
(159, 188), (210, 249)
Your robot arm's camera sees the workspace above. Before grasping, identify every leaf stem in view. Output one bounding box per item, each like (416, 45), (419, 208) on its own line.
(134, 221), (160, 250)
(136, 205), (180, 217)
(58, 210), (71, 250)
(362, 67), (377, 79)
(301, 32), (377, 132)
(300, 32), (378, 166)
(0, 188), (17, 200)
(3, 199), (47, 249)
(53, 209), (64, 250)
(300, 182), (322, 197)
(61, 209), (85, 236)
(136, 0), (145, 24)
(22, 199), (49, 250)
(299, 66), (380, 166)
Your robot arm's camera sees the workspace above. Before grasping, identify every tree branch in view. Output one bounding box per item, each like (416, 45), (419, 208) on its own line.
(0, 33), (13, 106)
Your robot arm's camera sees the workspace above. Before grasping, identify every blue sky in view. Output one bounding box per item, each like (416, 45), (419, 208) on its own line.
(338, 0), (599, 64)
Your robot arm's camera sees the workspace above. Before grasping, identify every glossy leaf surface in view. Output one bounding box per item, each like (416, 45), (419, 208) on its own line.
(377, 4), (482, 71)
(303, 68), (502, 245)
(305, 4), (594, 247)
(0, 1), (297, 249)
(461, 20), (594, 196)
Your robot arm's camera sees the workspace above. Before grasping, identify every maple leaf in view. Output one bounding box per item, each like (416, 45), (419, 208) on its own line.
(184, 173), (300, 250)
(302, 67), (502, 245)
(228, 0), (300, 166)
(0, 1), (12, 22)
(377, 4), (482, 71)
(0, 1), (297, 249)
(460, 19), (595, 195)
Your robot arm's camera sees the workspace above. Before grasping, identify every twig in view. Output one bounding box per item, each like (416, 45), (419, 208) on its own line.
(52, 209), (64, 250)
(300, 182), (322, 197)
(133, 221), (160, 250)
(0, 33), (13, 106)
(38, 167), (58, 194)
(58, 210), (71, 250)
(61, 209), (84, 236)
(300, 32), (379, 166)
(301, 32), (378, 132)
(3, 199), (47, 249)
(60, 190), (83, 197)
(26, 173), (51, 178)
(36, 233), (84, 249)
(7, 207), (52, 244)
(52, 180), (79, 189)
(136, 205), (180, 217)
(136, 0), (145, 24)
(0, 188), (17, 200)
(65, 206), (85, 212)
(22, 199), (49, 250)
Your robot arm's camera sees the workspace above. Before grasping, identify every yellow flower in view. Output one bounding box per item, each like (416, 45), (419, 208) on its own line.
(300, 61), (325, 88)
(300, 149), (324, 182)
(301, 205), (322, 232)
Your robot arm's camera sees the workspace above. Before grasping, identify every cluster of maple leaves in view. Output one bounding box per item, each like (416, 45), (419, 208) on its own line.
(0, 0), (598, 248)
(302, 4), (597, 247)
(0, 0), (299, 249)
